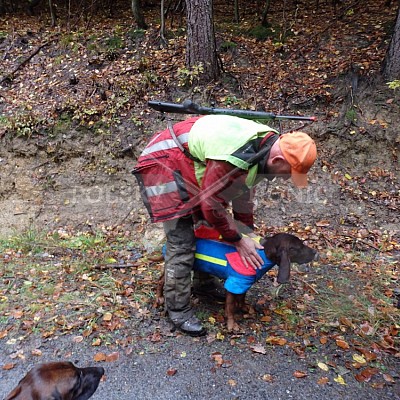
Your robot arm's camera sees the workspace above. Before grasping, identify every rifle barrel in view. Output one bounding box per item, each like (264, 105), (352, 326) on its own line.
(148, 100), (317, 122)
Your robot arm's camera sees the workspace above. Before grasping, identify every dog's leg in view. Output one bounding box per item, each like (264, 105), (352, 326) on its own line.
(153, 271), (165, 308)
(225, 292), (236, 331)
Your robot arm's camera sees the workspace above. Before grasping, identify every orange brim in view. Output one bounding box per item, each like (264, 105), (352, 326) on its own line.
(291, 170), (308, 188)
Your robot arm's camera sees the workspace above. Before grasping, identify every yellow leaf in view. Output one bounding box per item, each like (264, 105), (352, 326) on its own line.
(317, 362), (329, 371)
(352, 354), (366, 364)
(208, 316), (216, 324)
(103, 312), (112, 321)
(344, 173), (352, 180)
(334, 375), (346, 385)
(216, 332), (225, 341)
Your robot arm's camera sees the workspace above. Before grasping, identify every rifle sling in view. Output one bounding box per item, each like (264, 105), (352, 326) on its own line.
(167, 120), (204, 164)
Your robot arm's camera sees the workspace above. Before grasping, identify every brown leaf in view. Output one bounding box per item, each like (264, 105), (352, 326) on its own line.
(167, 368), (177, 376)
(319, 336), (328, 345)
(354, 367), (379, 383)
(105, 352), (119, 362)
(294, 370), (308, 378)
(383, 373), (395, 383)
(211, 352), (224, 366)
(336, 339), (350, 349)
(93, 352), (106, 362)
(266, 336), (287, 346)
(355, 348), (377, 362)
(317, 377), (329, 385)
(2, 363), (16, 370)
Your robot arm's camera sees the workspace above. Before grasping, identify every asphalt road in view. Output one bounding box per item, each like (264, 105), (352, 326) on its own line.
(1, 319), (399, 400)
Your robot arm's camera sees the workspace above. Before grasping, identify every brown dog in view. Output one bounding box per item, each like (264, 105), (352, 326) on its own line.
(155, 233), (318, 331)
(4, 361), (104, 400)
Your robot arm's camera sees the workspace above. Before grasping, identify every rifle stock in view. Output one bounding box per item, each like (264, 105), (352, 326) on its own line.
(148, 100), (317, 122)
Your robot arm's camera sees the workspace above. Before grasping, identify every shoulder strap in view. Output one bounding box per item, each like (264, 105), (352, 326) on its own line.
(167, 120), (204, 164)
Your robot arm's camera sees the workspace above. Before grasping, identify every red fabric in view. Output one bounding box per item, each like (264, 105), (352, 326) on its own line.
(199, 160), (254, 241)
(194, 226), (221, 240)
(226, 252), (256, 276)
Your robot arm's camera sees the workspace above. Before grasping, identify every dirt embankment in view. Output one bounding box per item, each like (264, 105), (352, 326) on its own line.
(0, 78), (399, 240)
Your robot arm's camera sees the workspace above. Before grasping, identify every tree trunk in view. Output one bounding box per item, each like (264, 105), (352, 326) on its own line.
(383, 6), (400, 79)
(185, 0), (219, 82)
(131, 0), (148, 30)
(49, 0), (56, 27)
(234, 0), (240, 23)
(261, 0), (271, 27)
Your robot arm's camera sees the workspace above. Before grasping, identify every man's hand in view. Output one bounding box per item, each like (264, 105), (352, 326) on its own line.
(235, 236), (264, 270)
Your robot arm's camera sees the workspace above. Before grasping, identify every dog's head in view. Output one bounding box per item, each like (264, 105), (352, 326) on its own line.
(261, 233), (318, 284)
(5, 361), (104, 400)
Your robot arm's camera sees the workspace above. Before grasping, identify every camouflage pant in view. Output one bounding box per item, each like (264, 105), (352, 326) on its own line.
(163, 216), (196, 325)
(163, 216), (222, 325)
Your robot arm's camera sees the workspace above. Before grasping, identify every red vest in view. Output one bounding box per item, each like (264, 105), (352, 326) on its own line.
(132, 117), (202, 222)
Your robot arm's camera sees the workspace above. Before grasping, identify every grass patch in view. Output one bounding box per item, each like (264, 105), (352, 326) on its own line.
(0, 228), (159, 340)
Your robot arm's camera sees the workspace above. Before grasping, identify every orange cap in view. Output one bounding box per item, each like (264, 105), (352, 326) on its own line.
(279, 131), (317, 188)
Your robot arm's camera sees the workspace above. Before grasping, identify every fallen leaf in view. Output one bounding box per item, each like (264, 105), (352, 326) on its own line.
(251, 344), (267, 354)
(228, 379), (236, 386)
(383, 373), (395, 383)
(354, 367), (378, 382)
(352, 354), (366, 364)
(266, 336), (287, 346)
(319, 336), (328, 345)
(167, 368), (177, 376)
(2, 363), (16, 370)
(336, 339), (350, 349)
(317, 377), (329, 385)
(262, 373), (274, 382)
(105, 352), (119, 362)
(334, 375), (346, 385)
(360, 322), (374, 335)
(31, 349), (42, 357)
(355, 348), (377, 362)
(294, 370), (308, 378)
(93, 352), (106, 362)
(317, 362), (329, 371)
(316, 220), (330, 227)
(103, 312), (112, 322)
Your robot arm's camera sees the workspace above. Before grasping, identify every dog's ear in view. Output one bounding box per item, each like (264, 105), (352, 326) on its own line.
(4, 386), (22, 400)
(276, 248), (291, 284)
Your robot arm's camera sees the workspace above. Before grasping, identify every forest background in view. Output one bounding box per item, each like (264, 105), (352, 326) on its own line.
(0, 0), (399, 397)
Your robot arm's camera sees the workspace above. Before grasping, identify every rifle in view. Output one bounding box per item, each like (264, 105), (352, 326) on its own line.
(148, 99), (317, 122)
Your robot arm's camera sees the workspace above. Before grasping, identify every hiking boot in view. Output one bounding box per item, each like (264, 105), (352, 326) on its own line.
(177, 315), (207, 337)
